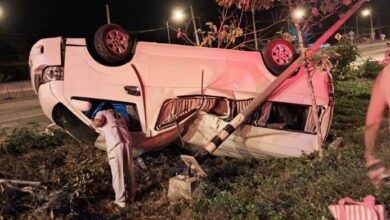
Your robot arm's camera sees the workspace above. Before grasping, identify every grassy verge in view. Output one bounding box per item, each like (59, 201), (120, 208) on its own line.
(175, 79), (390, 219)
(1, 79), (389, 219)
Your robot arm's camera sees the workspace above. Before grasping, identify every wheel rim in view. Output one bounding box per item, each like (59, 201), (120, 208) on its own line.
(105, 29), (129, 55)
(271, 44), (293, 66)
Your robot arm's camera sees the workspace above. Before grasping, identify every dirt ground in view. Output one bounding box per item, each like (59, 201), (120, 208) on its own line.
(0, 129), (193, 219)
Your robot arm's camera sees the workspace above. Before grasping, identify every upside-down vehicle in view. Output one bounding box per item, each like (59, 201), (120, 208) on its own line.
(28, 0), (367, 169)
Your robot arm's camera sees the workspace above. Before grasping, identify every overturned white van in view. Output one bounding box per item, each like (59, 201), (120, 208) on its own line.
(29, 24), (334, 159)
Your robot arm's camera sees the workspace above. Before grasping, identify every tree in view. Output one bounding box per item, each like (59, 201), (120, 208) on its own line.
(175, 0), (283, 49)
(176, 0), (355, 51)
(215, 0), (275, 49)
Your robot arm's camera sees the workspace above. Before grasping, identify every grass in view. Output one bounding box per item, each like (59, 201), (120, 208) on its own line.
(1, 78), (390, 219)
(0, 128), (63, 155)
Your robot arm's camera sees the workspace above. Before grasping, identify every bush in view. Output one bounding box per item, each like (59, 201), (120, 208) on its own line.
(0, 128), (64, 155)
(354, 59), (384, 79)
(330, 43), (360, 80)
(329, 43), (384, 80)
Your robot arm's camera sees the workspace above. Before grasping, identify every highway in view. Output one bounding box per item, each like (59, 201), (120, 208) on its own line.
(357, 41), (389, 62)
(0, 96), (51, 135)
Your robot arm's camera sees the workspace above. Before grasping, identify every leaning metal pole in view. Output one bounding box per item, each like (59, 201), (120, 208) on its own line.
(202, 0), (368, 155)
(190, 5), (200, 46)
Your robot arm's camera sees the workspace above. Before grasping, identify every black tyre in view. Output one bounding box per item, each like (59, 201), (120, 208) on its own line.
(94, 24), (132, 65)
(262, 38), (297, 76)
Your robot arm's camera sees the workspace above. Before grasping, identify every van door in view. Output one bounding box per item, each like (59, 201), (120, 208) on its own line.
(62, 39), (146, 133)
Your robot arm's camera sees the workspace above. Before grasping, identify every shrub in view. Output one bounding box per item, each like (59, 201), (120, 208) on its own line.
(354, 59), (384, 79)
(0, 128), (64, 155)
(330, 43), (360, 80)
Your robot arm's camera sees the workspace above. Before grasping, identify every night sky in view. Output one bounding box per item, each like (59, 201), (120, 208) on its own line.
(0, 0), (389, 81)
(0, 0), (219, 44)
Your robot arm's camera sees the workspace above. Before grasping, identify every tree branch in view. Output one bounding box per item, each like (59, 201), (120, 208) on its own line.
(0, 179), (41, 186)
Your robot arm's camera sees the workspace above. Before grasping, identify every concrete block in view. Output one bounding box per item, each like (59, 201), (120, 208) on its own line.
(168, 174), (200, 201)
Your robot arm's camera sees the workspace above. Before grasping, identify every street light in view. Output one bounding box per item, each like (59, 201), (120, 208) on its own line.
(361, 6), (374, 41)
(0, 6), (4, 19)
(361, 9), (370, 17)
(166, 6), (200, 45)
(291, 8), (306, 49)
(292, 8), (305, 21)
(166, 8), (186, 44)
(172, 9), (185, 22)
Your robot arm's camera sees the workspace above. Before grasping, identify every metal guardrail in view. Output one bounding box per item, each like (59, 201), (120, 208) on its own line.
(0, 80), (35, 100)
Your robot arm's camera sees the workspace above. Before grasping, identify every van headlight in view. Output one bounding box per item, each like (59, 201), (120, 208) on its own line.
(42, 66), (64, 84)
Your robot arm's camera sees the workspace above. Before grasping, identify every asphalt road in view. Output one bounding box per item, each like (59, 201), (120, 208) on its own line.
(0, 96), (51, 135)
(357, 41), (389, 62)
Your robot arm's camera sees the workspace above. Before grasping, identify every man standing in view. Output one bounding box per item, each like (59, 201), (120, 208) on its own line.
(364, 50), (390, 187)
(92, 104), (136, 208)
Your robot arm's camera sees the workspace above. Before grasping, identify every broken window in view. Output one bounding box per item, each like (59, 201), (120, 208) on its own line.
(155, 96), (323, 133)
(155, 97), (233, 130)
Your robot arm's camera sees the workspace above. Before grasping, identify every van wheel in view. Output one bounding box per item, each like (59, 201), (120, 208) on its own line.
(94, 24), (132, 65)
(263, 38), (297, 76)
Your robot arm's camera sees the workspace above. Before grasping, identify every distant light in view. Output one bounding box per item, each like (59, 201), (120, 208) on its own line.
(0, 6), (4, 19)
(361, 9), (370, 17)
(292, 8), (305, 21)
(172, 8), (186, 22)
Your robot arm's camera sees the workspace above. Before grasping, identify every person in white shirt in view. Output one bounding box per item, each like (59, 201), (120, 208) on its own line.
(92, 104), (135, 208)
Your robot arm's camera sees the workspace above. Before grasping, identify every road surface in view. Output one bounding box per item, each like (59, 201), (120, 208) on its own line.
(357, 41), (389, 62)
(0, 96), (51, 135)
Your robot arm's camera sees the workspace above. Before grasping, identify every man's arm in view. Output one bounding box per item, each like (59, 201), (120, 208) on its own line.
(91, 111), (106, 128)
(92, 118), (105, 128)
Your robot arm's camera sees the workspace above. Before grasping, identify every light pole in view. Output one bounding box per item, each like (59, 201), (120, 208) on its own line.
(369, 7), (374, 41)
(362, 7), (374, 41)
(190, 5), (200, 46)
(105, 4), (111, 24)
(167, 8), (186, 44)
(355, 15), (359, 41)
(166, 21), (171, 43)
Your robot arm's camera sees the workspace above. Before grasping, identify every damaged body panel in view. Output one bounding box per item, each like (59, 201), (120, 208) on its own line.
(132, 42), (334, 158)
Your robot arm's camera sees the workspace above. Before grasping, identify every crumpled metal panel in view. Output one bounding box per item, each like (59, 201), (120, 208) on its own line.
(131, 42), (332, 136)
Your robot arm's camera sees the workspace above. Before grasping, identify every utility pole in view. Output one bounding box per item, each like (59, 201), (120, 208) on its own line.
(369, 5), (375, 41)
(166, 21), (171, 43)
(105, 4), (111, 24)
(355, 15), (359, 42)
(190, 5), (200, 46)
(252, 10), (259, 51)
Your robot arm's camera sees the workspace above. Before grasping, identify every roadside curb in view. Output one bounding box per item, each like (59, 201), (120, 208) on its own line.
(0, 80), (35, 100)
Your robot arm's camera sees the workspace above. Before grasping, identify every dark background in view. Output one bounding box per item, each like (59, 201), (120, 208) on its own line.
(0, 0), (388, 82)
